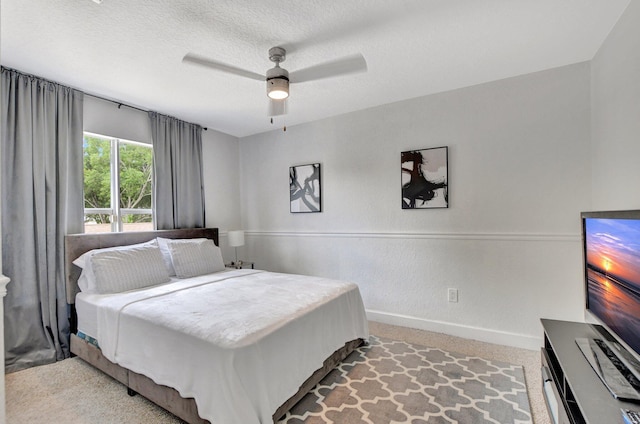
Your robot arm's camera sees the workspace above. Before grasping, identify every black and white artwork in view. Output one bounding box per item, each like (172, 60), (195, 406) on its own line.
(289, 163), (321, 213)
(401, 146), (448, 209)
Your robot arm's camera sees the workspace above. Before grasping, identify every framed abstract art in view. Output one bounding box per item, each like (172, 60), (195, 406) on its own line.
(401, 146), (448, 209)
(289, 163), (321, 213)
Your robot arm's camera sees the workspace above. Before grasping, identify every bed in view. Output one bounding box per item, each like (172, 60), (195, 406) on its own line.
(65, 228), (369, 424)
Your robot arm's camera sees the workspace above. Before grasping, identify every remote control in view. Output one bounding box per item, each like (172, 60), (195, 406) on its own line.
(622, 409), (640, 424)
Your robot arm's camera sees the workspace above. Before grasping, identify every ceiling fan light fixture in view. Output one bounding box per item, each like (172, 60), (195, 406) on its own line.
(183, 45), (367, 118)
(267, 77), (289, 99)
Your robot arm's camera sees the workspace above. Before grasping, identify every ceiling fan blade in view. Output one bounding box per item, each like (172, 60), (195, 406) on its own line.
(289, 54), (367, 83)
(182, 53), (264, 81)
(268, 98), (288, 117)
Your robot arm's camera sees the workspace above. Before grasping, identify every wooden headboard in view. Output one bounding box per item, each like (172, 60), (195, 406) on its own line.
(64, 228), (219, 305)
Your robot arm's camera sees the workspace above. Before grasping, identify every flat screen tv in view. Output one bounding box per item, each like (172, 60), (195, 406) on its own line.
(582, 210), (640, 380)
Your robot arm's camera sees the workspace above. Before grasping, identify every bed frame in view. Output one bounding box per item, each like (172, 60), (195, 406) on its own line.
(65, 228), (363, 424)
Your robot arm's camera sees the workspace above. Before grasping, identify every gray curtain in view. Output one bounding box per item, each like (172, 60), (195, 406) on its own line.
(1, 68), (84, 372)
(149, 112), (205, 229)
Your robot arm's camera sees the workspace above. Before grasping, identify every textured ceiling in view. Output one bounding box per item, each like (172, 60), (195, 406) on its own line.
(1, 0), (631, 137)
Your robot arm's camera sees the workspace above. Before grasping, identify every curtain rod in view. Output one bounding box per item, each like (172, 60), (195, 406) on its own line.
(85, 92), (208, 131)
(0, 67), (209, 131)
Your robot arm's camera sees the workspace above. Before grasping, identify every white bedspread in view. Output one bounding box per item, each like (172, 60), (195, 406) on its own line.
(91, 269), (369, 424)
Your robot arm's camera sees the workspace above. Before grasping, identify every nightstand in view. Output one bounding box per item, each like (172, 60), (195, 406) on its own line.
(225, 261), (254, 269)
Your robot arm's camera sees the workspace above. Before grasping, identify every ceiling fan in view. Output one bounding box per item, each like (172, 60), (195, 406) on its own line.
(182, 47), (367, 116)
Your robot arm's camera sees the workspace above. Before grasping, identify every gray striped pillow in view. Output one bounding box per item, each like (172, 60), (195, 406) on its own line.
(90, 245), (170, 294)
(168, 238), (225, 278)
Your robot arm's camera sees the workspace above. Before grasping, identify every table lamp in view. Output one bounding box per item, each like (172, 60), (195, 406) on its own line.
(228, 230), (245, 266)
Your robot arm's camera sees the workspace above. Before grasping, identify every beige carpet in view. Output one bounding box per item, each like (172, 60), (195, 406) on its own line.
(6, 321), (550, 424)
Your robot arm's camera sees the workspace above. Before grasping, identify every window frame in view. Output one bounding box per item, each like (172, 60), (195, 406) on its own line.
(83, 131), (153, 233)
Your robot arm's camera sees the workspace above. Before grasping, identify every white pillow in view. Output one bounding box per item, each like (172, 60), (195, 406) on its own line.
(89, 244), (170, 294)
(73, 239), (158, 292)
(166, 238), (225, 278)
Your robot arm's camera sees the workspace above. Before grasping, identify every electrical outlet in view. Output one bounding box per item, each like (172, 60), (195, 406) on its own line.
(448, 288), (458, 303)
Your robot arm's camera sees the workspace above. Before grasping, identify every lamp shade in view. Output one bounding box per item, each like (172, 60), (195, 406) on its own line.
(228, 230), (245, 247)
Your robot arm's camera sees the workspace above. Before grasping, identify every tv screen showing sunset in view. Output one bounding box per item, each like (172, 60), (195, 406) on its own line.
(585, 218), (640, 355)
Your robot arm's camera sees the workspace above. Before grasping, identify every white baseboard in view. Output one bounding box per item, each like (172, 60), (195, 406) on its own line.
(366, 309), (543, 351)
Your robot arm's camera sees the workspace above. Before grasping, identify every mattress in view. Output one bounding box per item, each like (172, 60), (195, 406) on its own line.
(76, 291), (100, 340)
(75, 268), (369, 424)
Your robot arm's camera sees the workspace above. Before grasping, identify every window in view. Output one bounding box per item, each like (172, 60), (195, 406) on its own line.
(83, 132), (153, 233)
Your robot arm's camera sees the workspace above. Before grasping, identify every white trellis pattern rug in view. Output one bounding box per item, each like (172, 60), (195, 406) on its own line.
(279, 335), (533, 424)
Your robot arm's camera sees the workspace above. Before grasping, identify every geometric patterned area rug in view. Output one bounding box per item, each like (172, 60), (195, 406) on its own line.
(279, 336), (533, 424)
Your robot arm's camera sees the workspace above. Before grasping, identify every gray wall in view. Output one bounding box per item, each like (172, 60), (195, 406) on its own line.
(591, 1), (640, 209)
(238, 63), (592, 349)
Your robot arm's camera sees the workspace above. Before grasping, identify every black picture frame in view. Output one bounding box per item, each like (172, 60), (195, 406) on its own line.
(401, 146), (448, 209)
(289, 163), (322, 213)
